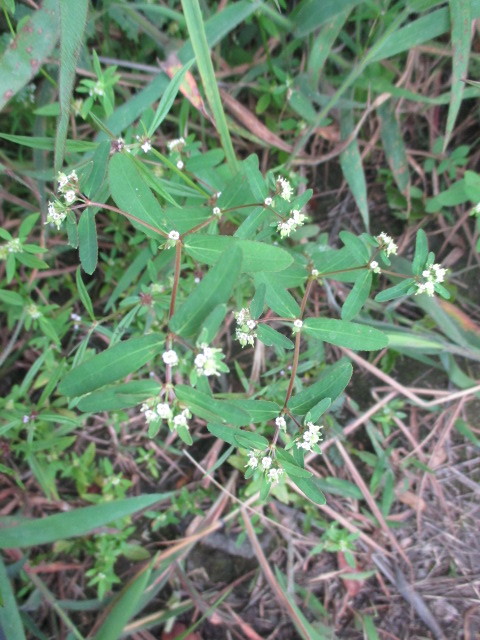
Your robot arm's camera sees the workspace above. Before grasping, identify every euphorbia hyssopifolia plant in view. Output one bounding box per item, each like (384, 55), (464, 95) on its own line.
(52, 129), (449, 504)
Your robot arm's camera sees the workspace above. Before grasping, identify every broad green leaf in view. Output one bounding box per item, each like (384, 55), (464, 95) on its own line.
(229, 399), (281, 423)
(0, 0), (59, 111)
(314, 476), (363, 499)
(340, 107), (369, 230)
(291, 476), (326, 505)
(184, 236), (293, 273)
(305, 397), (331, 424)
(339, 231), (369, 263)
(312, 248), (364, 282)
(341, 270), (372, 321)
(256, 324), (295, 350)
(377, 101), (410, 195)
(444, 0), (471, 149)
(77, 381), (161, 412)
(58, 335), (162, 397)
(375, 278), (415, 302)
(304, 318), (388, 350)
(55, 0), (89, 171)
(0, 557), (26, 640)
(412, 228), (428, 274)
(78, 209), (98, 275)
(163, 206), (212, 234)
(0, 289), (24, 306)
(174, 385), (250, 426)
(170, 247), (241, 337)
(288, 359), (352, 415)
(251, 282), (266, 319)
(207, 423), (269, 449)
(94, 566), (152, 640)
(109, 153), (167, 236)
(76, 267), (95, 321)
(0, 494), (172, 549)
(276, 450), (312, 478)
(256, 273), (301, 318)
(198, 304), (227, 344)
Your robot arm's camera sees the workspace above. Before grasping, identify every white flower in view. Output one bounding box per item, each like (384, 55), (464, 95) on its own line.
(246, 319), (257, 330)
(176, 160), (184, 170)
(141, 405), (158, 423)
(415, 281), (435, 296)
(46, 202), (67, 230)
(293, 318), (303, 331)
(168, 230), (180, 242)
(64, 190), (76, 204)
(234, 308), (257, 348)
(141, 139), (152, 153)
(57, 172), (69, 190)
(156, 403), (172, 420)
(277, 209), (307, 238)
(261, 456), (272, 470)
(70, 313), (81, 322)
(7, 238), (22, 253)
(264, 197), (273, 206)
(167, 137), (185, 152)
(275, 416), (287, 430)
(416, 262), (447, 296)
(213, 207), (221, 216)
(194, 344), (225, 377)
(173, 409), (190, 429)
(369, 260), (381, 274)
(376, 232), (398, 256)
(23, 415), (30, 424)
(311, 269), (319, 277)
(235, 330), (255, 348)
(276, 176), (293, 202)
(267, 468), (283, 484)
(162, 350), (179, 366)
(471, 202), (480, 216)
(246, 451), (258, 469)
(67, 170), (78, 184)
(26, 303), (41, 319)
(296, 422), (324, 451)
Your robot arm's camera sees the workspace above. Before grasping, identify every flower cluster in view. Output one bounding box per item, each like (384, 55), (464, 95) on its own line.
(194, 344), (227, 377)
(234, 307), (257, 348)
(369, 260), (381, 274)
(292, 318), (303, 334)
(162, 350), (179, 366)
(26, 303), (42, 319)
(165, 230), (181, 249)
(415, 263), (447, 297)
(46, 171), (79, 230)
(276, 176), (294, 202)
(296, 421), (323, 452)
(246, 450), (284, 485)
(277, 209), (307, 238)
(376, 232), (398, 257)
(136, 135), (152, 154)
(167, 137), (185, 152)
(140, 400), (191, 434)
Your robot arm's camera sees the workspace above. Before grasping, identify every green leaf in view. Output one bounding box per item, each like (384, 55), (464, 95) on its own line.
(109, 153), (167, 236)
(170, 246), (241, 337)
(304, 318), (388, 350)
(76, 267), (95, 321)
(0, 556), (26, 640)
(198, 304), (227, 344)
(77, 381), (161, 412)
(78, 209), (98, 275)
(0, 289), (24, 306)
(184, 236), (293, 273)
(0, 494), (172, 549)
(341, 270), (372, 321)
(55, 0), (89, 171)
(174, 385), (250, 426)
(256, 324), (295, 350)
(276, 450), (312, 478)
(229, 399), (281, 423)
(0, 133), (96, 152)
(256, 273), (301, 318)
(291, 476), (326, 505)
(412, 228), (428, 274)
(94, 566), (152, 640)
(444, 0), (472, 150)
(340, 106), (369, 230)
(0, 0), (59, 111)
(377, 101), (410, 195)
(147, 60), (193, 137)
(375, 278), (415, 302)
(250, 282), (266, 319)
(305, 397), (331, 424)
(207, 423), (269, 449)
(292, 0), (363, 37)
(288, 359), (352, 415)
(58, 335), (162, 397)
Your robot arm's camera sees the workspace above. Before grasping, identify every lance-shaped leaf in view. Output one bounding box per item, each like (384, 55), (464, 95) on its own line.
(58, 335), (162, 397)
(175, 385), (250, 426)
(304, 318), (388, 351)
(288, 359), (353, 415)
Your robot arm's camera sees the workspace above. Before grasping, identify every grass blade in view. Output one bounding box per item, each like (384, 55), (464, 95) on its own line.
(181, 0), (238, 171)
(377, 101), (410, 197)
(0, 556), (26, 640)
(147, 59), (194, 138)
(340, 106), (370, 230)
(55, 0), (89, 172)
(443, 0), (472, 150)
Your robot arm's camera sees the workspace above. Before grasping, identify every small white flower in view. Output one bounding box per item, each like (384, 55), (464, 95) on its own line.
(57, 172), (68, 190)
(168, 230), (180, 241)
(23, 415), (30, 424)
(235, 330), (255, 348)
(369, 260), (381, 274)
(376, 232), (398, 256)
(415, 281), (435, 297)
(156, 403), (173, 420)
(212, 207), (221, 216)
(261, 456), (272, 470)
(144, 409), (158, 423)
(26, 303), (41, 319)
(246, 319), (257, 330)
(267, 468), (283, 484)
(7, 238), (22, 253)
(264, 197), (273, 206)
(46, 201), (67, 230)
(162, 350), (179, 366)
(67, 170), (78, 184)
(173, 409), (190, 429)
(141, 139), (152, 153)
(275, 416), (287, 430)
(293, 318), (303, 330)
(311, 269), (319, 277)
(246, 451), (258, 469)
(276, 176), (294, 202)
(70, 313), (81, 322)
(168, 137), (185, 152)
(176, 160), (184, 170)
(64, 190), (76, 204)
